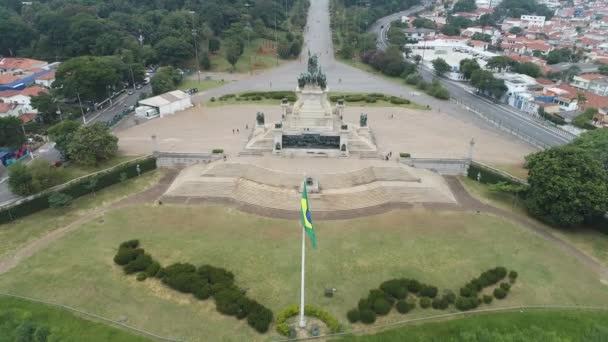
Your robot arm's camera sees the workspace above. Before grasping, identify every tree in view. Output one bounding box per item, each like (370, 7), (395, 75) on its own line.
(452, 0), (477, 12)
(576, 92), (587, 109)
(432, 58), (451, 76)
(525, 146), (608, 226)
(151, 66), (182, 95)
(30, 93), (59, 124)
(0, 116), (25, 150)
(545, 48), (576, 65)
(200, 53), (211, 70)
(224, 39), (243, 71)
(441, 24), (460, 36)
(48, 120), (80, 160)
(471, 32), (491, 43)
(414, 55), (422, 65)
(599, 64), (608, 76)
(512, 62), (542, 78)
(411, 17), (437, 29)
(459, 58), (480, 79)
(572, 107), (598, 130)
(154, 36), (193, 66)
(29, 159), (65, 193)
(570, 129), (608, 170)
(67, 122), (118, 166)
(209, 37), (221, 53)
(53, 56), (123, 102)
(8, 162), (34, 196)
(486, 56), (515, 72)
(490, 78), (507, 100)
(509, 26), (522, 35)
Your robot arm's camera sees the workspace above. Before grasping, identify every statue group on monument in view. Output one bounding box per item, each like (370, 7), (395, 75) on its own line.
(297, 52), (327, 90)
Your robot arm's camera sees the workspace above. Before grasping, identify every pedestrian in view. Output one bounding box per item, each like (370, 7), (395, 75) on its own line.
(246, 124), (249, 130)
(232, 129), (234, 134)
(237, 128), (239, 133)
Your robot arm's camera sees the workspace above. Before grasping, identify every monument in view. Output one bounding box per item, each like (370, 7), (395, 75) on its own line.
(245, 53), (377, 157)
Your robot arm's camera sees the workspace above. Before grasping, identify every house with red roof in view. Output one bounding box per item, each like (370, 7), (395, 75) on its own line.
(0, 85), (48, 113)
(571, 73), (608, 91)
(0, 58), (47, 75)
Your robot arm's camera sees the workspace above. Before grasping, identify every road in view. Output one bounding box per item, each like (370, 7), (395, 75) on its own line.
(0, 81), (152, 204)
(367, 5), (574, 148)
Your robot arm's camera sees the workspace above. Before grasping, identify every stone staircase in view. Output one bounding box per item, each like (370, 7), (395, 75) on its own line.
(163, 161), (456, 212)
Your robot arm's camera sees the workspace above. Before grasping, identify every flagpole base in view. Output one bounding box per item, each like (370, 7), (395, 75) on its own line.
(298, 318), (306, 329)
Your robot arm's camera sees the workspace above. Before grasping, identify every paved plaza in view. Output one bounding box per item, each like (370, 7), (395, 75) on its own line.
(116, 104), (535, 165)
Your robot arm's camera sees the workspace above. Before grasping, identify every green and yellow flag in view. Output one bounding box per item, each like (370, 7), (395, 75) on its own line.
(300, 181), (317, 249)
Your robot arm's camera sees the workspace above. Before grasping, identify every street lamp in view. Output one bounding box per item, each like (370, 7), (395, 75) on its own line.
(189, 11), (201, 84)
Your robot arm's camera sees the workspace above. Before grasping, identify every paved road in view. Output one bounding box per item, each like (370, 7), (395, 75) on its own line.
(367, 5), (574, 148)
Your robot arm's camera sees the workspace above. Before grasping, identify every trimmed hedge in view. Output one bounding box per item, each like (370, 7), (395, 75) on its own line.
(275, 304), (342, 336)
(0, 156), (157, 224)
(114, 240), (273, 333)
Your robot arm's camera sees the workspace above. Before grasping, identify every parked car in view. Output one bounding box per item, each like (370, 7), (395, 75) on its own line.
(128, 90), (134, 95)
(136, 84), (142, 89)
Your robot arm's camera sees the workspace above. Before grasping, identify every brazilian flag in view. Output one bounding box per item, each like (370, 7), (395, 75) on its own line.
(300, 181), (318, 249)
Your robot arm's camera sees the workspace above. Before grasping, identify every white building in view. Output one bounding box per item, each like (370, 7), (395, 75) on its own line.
(520, 15), (546, 28)
(0, 85), (47, 113)
(137, 90), (192, 118)
(476, 0), (502, 9)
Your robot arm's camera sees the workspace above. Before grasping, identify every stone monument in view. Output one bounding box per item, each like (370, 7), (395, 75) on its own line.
(244, 53), (377, 157)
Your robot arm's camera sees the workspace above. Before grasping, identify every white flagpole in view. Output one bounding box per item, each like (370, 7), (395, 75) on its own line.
(299, 224), (306, 328)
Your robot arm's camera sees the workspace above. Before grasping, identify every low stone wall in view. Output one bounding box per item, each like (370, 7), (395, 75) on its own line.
(400, 158), (470, 176)
(155, 152), (222, 169)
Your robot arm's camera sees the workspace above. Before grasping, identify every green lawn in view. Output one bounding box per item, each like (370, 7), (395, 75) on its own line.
(0, 170), (162, 261)
(338, 309), (608, 341)
(459, 176), (608, 268)
(61, 155), (140, 181)
(0, 205), (606, 341)
(209, 38), (287, 73)
(0, 295), (151, 342)
(178, 79), (226, 92)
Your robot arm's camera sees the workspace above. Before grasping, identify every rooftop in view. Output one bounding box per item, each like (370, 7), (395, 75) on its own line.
(139, 90), (190, 108)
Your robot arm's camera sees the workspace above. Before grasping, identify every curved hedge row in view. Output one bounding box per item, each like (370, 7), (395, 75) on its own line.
(0, 156), (157, 224)
(346, 267), (518, 324)
(275, 304), (342, 336)
(113, 240), (273, 333)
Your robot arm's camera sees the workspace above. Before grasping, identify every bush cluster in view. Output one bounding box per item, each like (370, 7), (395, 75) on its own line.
(328, 93), (411, 106)
(114, 240), (273, 333)
(219, 91), (297, 103)
(459, 267), (507, 299)
(275, 304), (342, 336)
(0, 156), (157, 224)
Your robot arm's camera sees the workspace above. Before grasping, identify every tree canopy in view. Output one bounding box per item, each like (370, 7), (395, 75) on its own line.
(432, 58), (451, 76)
(525, 146), (608, 227)
(0, 116), (25, 150)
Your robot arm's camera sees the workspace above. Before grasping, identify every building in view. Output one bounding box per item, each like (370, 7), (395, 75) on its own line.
(520, 15), (546, 28)
(401, 28), (436, 41)
(588, 78), (608, 96)
(0, 58), (47, 75)
(571, 73), (608, 90)
(0, 85), (48, 113)
(137, 90), (192, 118)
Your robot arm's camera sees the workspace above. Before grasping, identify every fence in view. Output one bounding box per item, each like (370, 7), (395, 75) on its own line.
(155, 151), (223, 168)
(0, 155), (156, 223)
(400, 157), (469, 175)
(0, 292), (183, 342)
(451, 98), (576, 150)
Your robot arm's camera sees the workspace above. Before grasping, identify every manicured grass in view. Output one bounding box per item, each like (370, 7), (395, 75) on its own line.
(0, 295), (151, 342)
(209, 38), (286, 73)
(178, 79), (226, 92)
(338, 309), (608, 341)
(0, 170), (162, 260)
(0, 205), (607, 341)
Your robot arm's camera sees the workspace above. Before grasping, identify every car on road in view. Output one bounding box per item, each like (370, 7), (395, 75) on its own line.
(128, 90), (134, 95)
(136, 84), (142, 90)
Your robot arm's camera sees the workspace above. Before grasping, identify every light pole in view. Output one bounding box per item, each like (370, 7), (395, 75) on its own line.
(76, 92), (86, 124)
(189, 11), (201, 84)
(129, 64), (136, 91)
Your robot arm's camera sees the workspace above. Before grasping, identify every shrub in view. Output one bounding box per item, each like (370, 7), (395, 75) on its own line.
(359, 309), (376, 324)
(455, 296), (478, 311)
(372, 298), (392, 315)
(193, 284), (212, 300)
(380, 279), (407, 299)
(212, 149), (224, 154)
(113, 247), (139, 266)
(500, 282), (511, 292)
(460, 285), (474, 297)
(432, 297), (449, 310)
(419, 297), (431, 309)
(358, 298), (372, 311)
(210, 97), (215, 102)
(124, 253), (153, 274)
(482, 294), (493, 304)
(145, 261), (161, 277)
(329, 95), (339, 102)
(444, 290), (456, 304)
(395, 300), (411, 314)
(136, 272), (147, 281)
(407, 279), (421, 293)
(276, 323), (289, 336)
(420, 285), (438, 298)
(198, 265), (235, 285)
(399, 152), (411, 158)
(247, 304), (273, 333)
(120, 240), (140, 249)
(215, 287), (245, 315)
(509, 270), (518, 283)
(48, 192), (72, 207)
(305, 305), (341, 333)
(347, 308), (360, 323)
(493, 287), (507, 299)
(365, 96), (377, 103)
